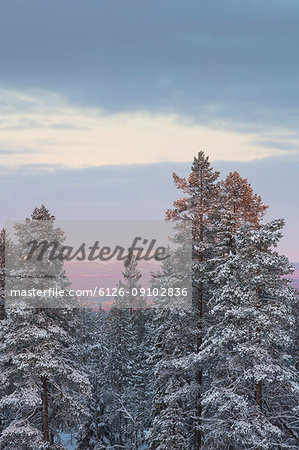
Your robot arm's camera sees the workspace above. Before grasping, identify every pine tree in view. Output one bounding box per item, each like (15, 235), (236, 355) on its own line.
(222, 171), (268, 228)
(201, 220), (299, 449)
(166, 151), (223, 448)
(0, 205), (90, 449)
(221, 171), (269, 256)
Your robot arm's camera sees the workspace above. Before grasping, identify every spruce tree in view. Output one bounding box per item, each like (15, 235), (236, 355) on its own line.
(101, 257), (149, 449)
(201, 220), (299, 449)
(102, 303), (133, 447)
(76, 306), (108, 449)
(146, 249), (194, 450)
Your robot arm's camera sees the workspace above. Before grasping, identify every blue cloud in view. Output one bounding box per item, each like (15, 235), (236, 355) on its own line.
(0, 0), (299, 132)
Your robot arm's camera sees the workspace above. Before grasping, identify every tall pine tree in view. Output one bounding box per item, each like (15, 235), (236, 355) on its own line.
(0, 205), (90, 449)
(166, 151), (223, 448)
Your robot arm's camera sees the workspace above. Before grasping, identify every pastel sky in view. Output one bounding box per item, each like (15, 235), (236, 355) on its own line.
(1, 1), (298, 261)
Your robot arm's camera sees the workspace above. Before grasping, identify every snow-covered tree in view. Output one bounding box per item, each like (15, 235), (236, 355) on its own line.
(120, 256), (145, 313)
(0, 205), (90, 449)
(166, 151), (223, 448)
(146, 231), (195, 450)
(102, 305), (131, 447)
(76, 306), (108, 449)
(147, 303), (195, 450)
(0, 228), (5, 321)
(0, 228), (7, 441)
(99, 257), (149, 449)
(201, 220), (299, 449)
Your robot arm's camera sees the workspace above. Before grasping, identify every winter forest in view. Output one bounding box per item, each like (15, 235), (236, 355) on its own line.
(0, 151), (298, 450)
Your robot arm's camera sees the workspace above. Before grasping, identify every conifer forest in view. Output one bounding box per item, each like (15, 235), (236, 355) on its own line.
(0, 152), (298, 449)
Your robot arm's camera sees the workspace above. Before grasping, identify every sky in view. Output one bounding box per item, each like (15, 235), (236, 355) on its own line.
(0, 0), (298, 261)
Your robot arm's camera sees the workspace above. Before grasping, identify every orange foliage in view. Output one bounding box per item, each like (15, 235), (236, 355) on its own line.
(222, 171), (268, 227)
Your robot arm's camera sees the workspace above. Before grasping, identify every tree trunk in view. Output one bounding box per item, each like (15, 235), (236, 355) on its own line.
(256, 287), (262, 411)
(0, 304), (4, 320)
(195, 186), (204, 450)
(256, 380), (262, 410)
(95, 379), (99, 440)
(195, 282), (203, 450)
(41, 376), (49, 442)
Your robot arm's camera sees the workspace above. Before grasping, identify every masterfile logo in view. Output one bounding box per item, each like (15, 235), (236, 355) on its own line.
(5, 220), (192, 309)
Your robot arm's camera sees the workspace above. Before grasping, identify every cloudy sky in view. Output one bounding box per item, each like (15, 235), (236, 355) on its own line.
(1, 0), (298, 260)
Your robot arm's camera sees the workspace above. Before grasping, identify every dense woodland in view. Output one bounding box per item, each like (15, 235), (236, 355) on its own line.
(0, 152), (298, 449)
